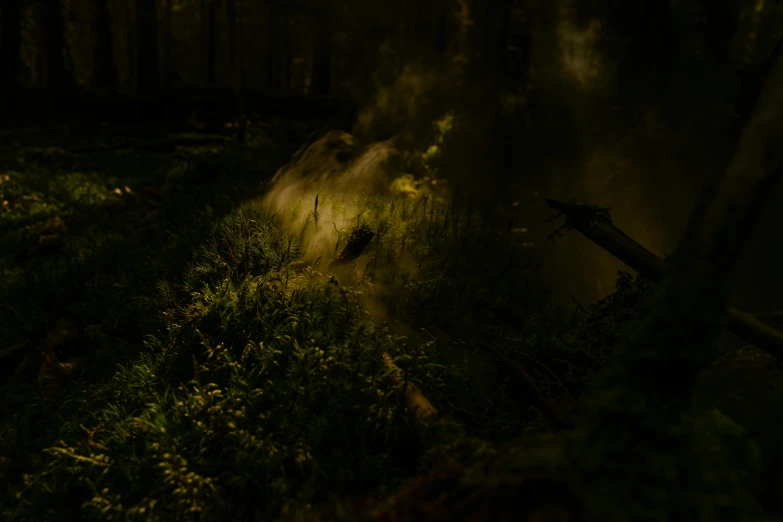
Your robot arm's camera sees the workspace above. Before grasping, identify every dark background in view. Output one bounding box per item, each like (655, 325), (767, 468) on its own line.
(1, 0), (781, 314)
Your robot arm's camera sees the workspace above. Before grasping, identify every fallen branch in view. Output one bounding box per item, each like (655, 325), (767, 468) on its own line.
(546, 198), (783, 361)
(753, 311), (783, 324)
(382, 352), (438, 441)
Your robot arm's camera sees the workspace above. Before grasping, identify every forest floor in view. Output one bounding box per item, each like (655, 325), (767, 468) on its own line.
(1, 121), (782, 521)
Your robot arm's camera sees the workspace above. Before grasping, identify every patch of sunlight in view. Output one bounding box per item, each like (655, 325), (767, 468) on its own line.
(434, 113), (454, 140)
(389, 174), (419, 197)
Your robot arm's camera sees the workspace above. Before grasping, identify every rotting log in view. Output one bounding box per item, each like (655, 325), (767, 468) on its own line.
(546, 198), (783, 361)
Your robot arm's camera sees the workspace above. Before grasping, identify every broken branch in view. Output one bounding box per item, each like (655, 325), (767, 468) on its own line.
(545, 198), (783, 361)
(382, 352), (438, 441)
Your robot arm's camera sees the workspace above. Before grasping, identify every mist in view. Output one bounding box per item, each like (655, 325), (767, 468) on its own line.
(258, 0), (783, 317)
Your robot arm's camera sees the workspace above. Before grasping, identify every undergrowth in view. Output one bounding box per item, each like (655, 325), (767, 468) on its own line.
(1, 127), (773, 521)
(0, 135), (621, 520)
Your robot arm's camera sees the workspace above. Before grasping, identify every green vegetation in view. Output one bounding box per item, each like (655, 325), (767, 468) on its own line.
(1, 126), (782, 522)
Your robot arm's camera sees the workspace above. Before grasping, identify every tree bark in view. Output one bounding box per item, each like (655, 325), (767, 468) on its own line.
(695, 39), (783, 247)
(309, 10), (333, 95)
(206, 0), (218, 85)
(226, 0), (246, 142)
(162, 0), (173, 88)
(39, 0), (76, 90)
(702, 0), (738, 65)
(267, 4), (282, 91)
(0, 0), (24, 92)
(136, 0), (159, 95)
(126, 0), (135, 87)
(92, 0), (119, 89)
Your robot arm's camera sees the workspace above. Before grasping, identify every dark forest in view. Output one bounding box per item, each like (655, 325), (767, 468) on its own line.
(1, 0), (783, 520)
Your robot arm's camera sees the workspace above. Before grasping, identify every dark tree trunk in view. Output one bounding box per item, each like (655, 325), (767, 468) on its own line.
(39, 0), (76, 90)
(136, 0), (159, 95)
(616, 1), (678, 107)
(309, 12), (333, 95)
(126, 0), (135, 87)
(0, 0), (24, 92)
(227, 0), (238, 86)
(206, 0), (218, 84)
(511, 2), (532, 84)
(162, 0), (173, 87)
(702, 0), (738, 65)
(267, 4), (282, 91)
(226, 0), (246, 142)
(283, 13), (291, 92)
(434, 12), (448, 54)
(484, 1), (511, 77)
(92, 0), (119, 89)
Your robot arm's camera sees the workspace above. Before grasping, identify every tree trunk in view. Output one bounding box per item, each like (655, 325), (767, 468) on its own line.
(267, 4), (282, 91)
(702, 0), (738, 65)
(0, 0), (24, 92)
(283, 13), (291, 92)
(206, 0), (218, 85)
(136, 0), (159, 95)
(226, 0), (246, 142)
(92, 0), (119, 89)
(126, 0), (135, 87)
(227, 0), (238, 87)
(162, 0), (173, 88)
(39, 0), (76, 90)
(309, 11), (333, 95)
(434, 12), (448, 54)
(621, 1), (678, 106)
